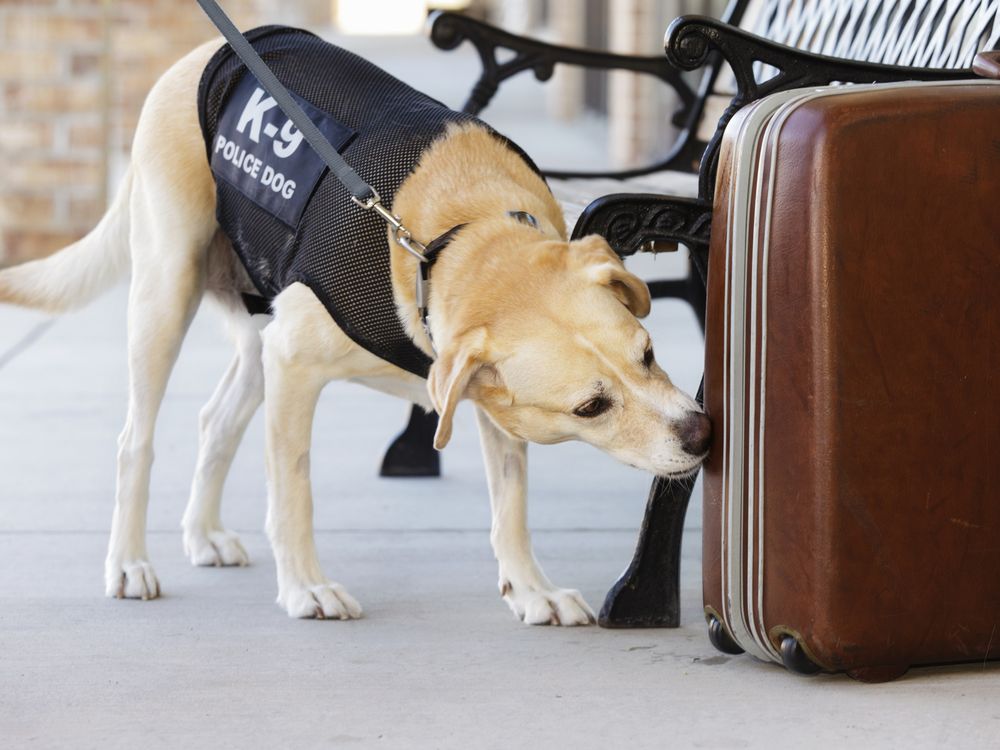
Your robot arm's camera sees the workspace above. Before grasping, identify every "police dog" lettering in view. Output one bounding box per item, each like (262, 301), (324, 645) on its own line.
(210, 74), (357, 227)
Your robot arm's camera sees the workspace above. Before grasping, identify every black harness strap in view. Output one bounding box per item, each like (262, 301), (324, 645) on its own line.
(241, 292), (272, 316)
(238, 223), (469, 318)
(197, 0), (377, 205)
(423, 224), (468, 273)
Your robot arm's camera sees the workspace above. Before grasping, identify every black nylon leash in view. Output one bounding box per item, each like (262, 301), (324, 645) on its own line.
(196, 0), (376, 205)
(196, 0), (544, 349)
(197, 0), (445, 345)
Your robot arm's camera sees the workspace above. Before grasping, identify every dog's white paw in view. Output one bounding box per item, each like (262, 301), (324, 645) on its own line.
(105, 559), (161, 600)
(183, 528), (249, 567)
(502, 583), (596, 626)
(278, 581), (363, 620)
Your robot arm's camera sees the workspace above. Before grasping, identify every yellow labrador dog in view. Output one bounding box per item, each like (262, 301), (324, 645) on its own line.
(0, 36), (709, 625)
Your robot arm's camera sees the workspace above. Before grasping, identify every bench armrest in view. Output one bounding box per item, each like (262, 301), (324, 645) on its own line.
(429, 11), (707, 177)
(665, 15), (977, 197)
(574, 193), (711, 273)
(431, 11), (696, 115)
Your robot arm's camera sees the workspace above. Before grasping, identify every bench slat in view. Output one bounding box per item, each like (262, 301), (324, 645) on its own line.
(738, 0), (1000, 76)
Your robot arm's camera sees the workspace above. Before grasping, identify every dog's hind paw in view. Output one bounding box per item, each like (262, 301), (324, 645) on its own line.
(504, 586), (595, 626)
(279, 581), (363, 620)
(105, 559), (161, 600)
(183, 528), (249, 567)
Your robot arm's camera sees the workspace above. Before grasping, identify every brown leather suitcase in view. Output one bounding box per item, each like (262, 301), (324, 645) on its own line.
(702, 79), (1000, 681)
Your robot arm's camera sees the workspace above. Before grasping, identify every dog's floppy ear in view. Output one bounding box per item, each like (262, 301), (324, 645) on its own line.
(427, 330), (490, 450)
(589, 261), (652, 318)
(571, 235), (652, 318)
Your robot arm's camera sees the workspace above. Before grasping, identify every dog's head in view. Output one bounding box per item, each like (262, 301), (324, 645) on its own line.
(427, 234), (710, 477)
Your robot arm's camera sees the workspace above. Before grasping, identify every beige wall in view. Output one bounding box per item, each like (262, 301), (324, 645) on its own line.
(544, 0), (728, 169)
(0, 0), (301, 267)
(607, 0), (727, 168)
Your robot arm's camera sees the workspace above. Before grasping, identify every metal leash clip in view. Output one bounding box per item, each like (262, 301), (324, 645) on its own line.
(352, 193), (428, 259)
(352, 193), (433, 336)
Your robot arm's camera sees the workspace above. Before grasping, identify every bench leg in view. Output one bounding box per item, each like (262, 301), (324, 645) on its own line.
(597, 471), (696, 628)
(600, 375), (704, 628)
(379, 405), (441, 478)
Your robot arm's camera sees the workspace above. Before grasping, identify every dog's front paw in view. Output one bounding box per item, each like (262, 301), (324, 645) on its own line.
(183, 528), (249, 567)
(502, 583), (596, 626)
(105, 559), (160, 600)
(278, 581), (363, 620)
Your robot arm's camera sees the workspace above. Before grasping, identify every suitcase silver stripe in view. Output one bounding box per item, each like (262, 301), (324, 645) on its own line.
(721, 103), (749, 656)
(720, 106), (753, 650)
(745, 93), (816, 662)
(720, 109), (737, 649)
(722, 100), (753, 657)
(721, 78), (1000, 664)
(748, 90), (826, 662)
(723, 90), (807, 662)
(749, 108), (782, 661)
(748, 123), (769, 658)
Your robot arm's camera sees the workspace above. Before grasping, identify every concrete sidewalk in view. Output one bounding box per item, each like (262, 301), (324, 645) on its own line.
(2, 26), (998, 750)
(2, 284), (998, 750)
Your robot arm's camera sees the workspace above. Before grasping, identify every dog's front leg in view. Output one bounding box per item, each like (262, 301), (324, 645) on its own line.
(475, 407), (595, 626)
(261, 326), (361, 620)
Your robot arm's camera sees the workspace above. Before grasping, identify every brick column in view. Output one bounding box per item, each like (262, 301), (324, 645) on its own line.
(607, 0), (726, 170)
(0, 0), (262, 267)
(0, 1), (106, 265)
(607, 0), (671, 169)
(547, 0), (586, 122)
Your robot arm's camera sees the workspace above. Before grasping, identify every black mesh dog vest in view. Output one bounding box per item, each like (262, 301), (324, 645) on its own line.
(197, 26), (540, 378)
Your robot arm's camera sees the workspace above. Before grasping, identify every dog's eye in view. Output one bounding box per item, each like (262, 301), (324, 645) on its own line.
(643, 347), (655, 368)
(573, 396), (611, 418)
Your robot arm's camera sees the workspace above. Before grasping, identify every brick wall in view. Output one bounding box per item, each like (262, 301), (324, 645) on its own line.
(0, 0), (331, 267)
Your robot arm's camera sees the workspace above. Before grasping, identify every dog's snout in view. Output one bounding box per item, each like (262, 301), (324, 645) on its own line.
(677, 411), (712, 456)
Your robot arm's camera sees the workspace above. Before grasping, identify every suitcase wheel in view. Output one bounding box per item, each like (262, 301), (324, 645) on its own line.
(707, 614), (745, 655)
(779, 634), (822, 675)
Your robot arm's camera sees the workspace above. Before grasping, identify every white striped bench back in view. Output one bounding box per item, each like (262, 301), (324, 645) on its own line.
(697, 0), (1000, 140)
(743, 0), (1000, 68)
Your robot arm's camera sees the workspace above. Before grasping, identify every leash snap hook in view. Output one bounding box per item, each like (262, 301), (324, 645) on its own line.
(394, 229), (429, 264)
(350, 190), (382, 211)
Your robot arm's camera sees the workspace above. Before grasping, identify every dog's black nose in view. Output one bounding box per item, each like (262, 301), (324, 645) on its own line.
(677, 411), (712, 456)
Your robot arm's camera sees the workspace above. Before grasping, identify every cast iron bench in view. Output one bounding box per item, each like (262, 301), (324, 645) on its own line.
(382, 0), (1000, 629)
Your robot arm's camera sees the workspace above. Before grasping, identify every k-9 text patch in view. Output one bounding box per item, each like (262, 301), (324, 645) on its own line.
(211, 73), (357, 227)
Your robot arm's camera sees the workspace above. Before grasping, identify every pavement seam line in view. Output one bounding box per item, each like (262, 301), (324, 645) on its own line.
(0, 319), (56, 371)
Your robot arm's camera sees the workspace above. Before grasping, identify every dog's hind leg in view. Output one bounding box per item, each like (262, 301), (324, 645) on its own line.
(101, 40), (223, 598)
(182, 298), (263, 567)
(105, 181), (215, 601)
(475, 407), (596, 626)
(106, 239), (206, 598)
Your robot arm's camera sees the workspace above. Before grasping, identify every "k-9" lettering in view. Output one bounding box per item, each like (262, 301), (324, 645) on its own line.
(236, 87), (304, 158)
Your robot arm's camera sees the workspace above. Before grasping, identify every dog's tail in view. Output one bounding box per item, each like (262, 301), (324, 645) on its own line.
(0, 167), (133, 314)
